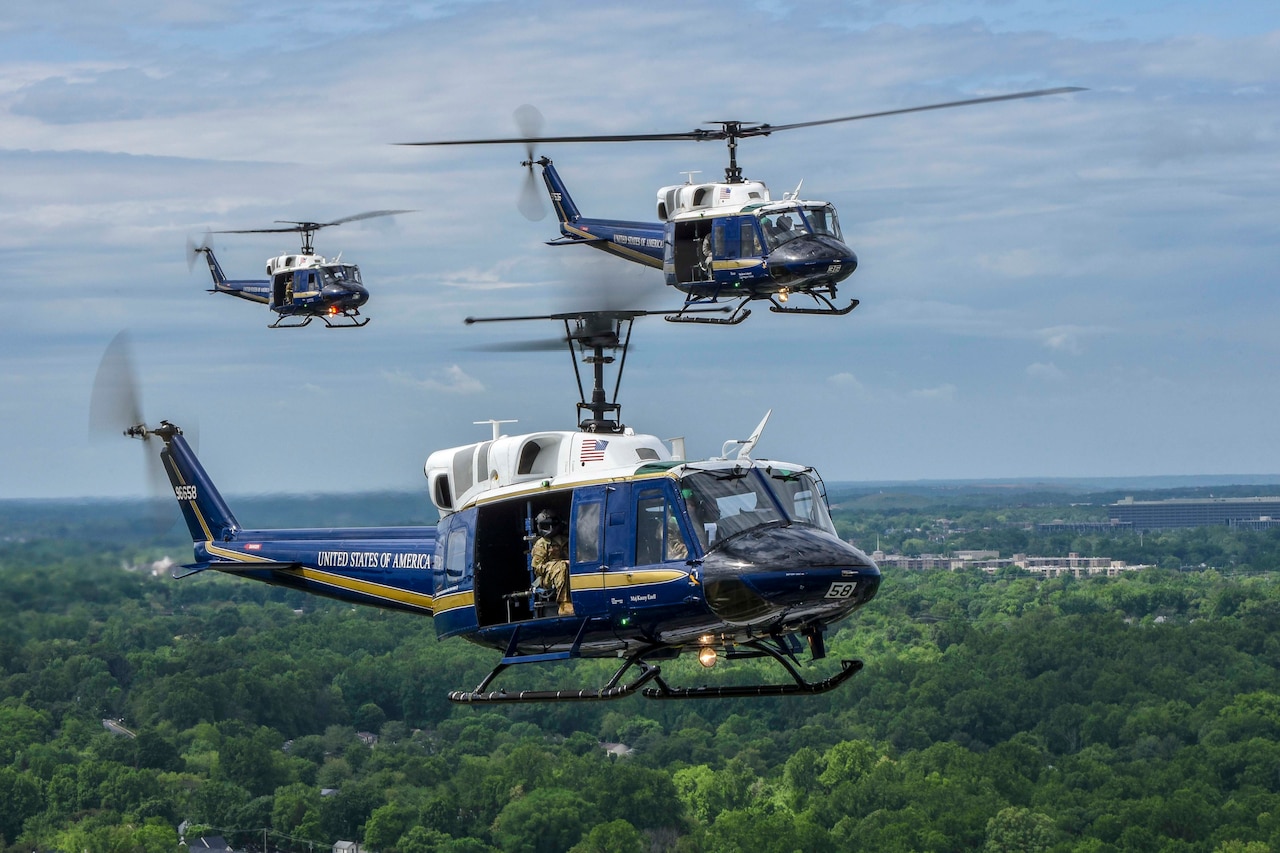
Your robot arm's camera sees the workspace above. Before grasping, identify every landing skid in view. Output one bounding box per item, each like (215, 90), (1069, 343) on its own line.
(268, 311), (370, 329)
(665, 297), (751, 326)
(320, 312), (370, 329)
(449, 639), (864, 704)
(268, 315), (315, 329)
(769, 293), (859, 316)
(645, 639), (863, 700)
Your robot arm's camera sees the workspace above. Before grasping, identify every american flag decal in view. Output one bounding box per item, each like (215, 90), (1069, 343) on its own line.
(719, 186), (731, 199)
(580, 438), (608, 463)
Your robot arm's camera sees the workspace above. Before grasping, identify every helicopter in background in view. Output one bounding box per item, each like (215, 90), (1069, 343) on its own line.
(404, 88), (1083, 324)
(187, 210), (412, 328)
(95, 314), (880, 702)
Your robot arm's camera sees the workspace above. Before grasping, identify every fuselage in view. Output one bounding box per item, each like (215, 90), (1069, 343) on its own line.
(163, 425), (878, 661)
(539, 159), (858, 304)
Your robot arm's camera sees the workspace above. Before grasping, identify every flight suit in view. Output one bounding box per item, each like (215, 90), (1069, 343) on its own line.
(531, 531), (573, 615)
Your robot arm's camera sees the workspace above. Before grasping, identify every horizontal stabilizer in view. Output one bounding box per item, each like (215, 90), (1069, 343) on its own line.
(174, 560), (302, 579)
(547, 235), (605, 245)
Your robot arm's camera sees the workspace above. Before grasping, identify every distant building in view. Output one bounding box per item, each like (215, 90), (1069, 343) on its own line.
(870, 550), (1148, 578)
(1110, 496), (1280, 531)
(1036, 520), (1133, 534)
(190, 838), (235, 853)
(601, 742), (635, 758)
(334, 842), (361, 853)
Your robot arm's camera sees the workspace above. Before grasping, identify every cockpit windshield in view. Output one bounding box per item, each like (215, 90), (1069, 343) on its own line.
(322, 265), (362, 287)
(679, 466), (837, 549)
(756, 204), (842, 251)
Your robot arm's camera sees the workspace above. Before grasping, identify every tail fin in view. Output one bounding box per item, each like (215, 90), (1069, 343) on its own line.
(538, 158), (582, 224)
(198, 247), (230, 289)
(154, 423), (240, 542)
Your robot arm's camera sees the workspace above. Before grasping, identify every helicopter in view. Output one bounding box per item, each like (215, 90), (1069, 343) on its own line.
(96, 315), (880, 702)
(404, 88), (1083, 324)
(187, 210), (412, 328)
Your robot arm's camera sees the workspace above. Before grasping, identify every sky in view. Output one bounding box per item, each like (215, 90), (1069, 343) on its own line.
(1, 0), (1278, 500)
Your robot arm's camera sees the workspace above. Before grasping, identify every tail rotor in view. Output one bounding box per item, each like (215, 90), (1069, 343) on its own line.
(515, 104), (548, 221)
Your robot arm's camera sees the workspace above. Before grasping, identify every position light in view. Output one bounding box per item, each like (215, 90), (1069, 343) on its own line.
(778, 288), (790, 303)
(698, 646), (718, 668)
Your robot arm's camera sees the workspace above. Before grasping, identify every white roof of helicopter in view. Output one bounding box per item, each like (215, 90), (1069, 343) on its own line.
(424, 425), (812, 516)
(655, 178), (831, 222)
(424, 428), (676, 514)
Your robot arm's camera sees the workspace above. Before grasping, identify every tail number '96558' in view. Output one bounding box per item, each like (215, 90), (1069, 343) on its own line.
(174, 485), (198, 501)
(825, 582), (858, 599)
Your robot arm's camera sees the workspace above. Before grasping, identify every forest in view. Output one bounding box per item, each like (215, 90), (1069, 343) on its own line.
(3, 488), (1280, 852)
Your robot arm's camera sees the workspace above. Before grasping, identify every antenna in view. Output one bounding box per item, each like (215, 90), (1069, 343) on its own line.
(680, 170), (701, 185)
(474, 419), (517, 441)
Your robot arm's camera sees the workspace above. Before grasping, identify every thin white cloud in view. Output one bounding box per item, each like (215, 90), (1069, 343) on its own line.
(1026, 362), (1066, 381)
(910, 384), (958, 402)
(383, 365), (485, 395)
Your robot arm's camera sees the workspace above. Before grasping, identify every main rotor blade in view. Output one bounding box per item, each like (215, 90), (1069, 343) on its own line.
(756, 87), (1087, 136)
(216, 210), (414, 235)
(400, 129), (712, 146)
(320, 209), (416, 227)
(401, 87), (1083, 147)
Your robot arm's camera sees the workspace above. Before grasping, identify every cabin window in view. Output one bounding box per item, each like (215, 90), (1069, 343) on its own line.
(517, 440), (542, 473)
(739, 221), (762, 258)
(573, 502), (601, 563)
(445, 527), (467, 585)
(635, 489), (689, 565)
(432, 474), (452, 510)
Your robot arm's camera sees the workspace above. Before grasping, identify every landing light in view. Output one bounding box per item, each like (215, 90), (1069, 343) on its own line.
(698, 646), (718, 668)
(779, 288), (790, 303)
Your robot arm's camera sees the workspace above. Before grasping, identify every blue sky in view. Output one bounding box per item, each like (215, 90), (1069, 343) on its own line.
(1, 1), (1277, 499)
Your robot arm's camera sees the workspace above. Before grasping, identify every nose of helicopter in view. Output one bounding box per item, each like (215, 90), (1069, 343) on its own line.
(768, 234), (858, 287)
(323, 282), (370, 307)
(699, 525), (880, 624)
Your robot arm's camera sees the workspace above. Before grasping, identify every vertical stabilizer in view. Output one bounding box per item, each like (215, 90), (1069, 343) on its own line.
(539, 159), (582, 224)
(155, 425), (240, 542)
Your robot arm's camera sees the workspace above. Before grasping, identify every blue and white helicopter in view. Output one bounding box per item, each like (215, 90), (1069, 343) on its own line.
(187, 210), (412, 328)
(405, 88), (1082, 324)
(96, 318), (880, 703)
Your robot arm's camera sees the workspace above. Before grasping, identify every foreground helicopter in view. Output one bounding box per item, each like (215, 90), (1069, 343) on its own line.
(97, 316), (880, 702)
(187, 210), (412, 328)
(404, 88), (1083, 324)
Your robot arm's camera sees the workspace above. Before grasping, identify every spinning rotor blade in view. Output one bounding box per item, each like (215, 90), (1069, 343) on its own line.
(756, 87), (1087, 135)
(90, 330), (143, 438)
(400, 87), (1084, 146)
(217, 210), (414, 235)
(316, 209), (416, 227)
(514, 105), (548, 221)
(185, 231), (213, 272)
(89, 331), (177, 533)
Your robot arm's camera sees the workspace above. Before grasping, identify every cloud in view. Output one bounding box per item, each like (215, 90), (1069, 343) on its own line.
(1026, 361), (1066, 381)
(383, 365), (485, 395)
(910, 384), (957, 402)
(828, 371), (864, 389)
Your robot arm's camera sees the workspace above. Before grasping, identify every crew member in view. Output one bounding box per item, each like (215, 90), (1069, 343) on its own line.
(531, 509), (574, 616)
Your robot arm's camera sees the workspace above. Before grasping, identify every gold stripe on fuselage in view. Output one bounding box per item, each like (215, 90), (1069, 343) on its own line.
(563, 224), (663, 268)
(571, 568), (692, 591)
(203, 542), (436, 613)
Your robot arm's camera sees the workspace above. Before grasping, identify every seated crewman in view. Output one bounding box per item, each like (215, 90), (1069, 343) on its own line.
(531, 510), (573, 616)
